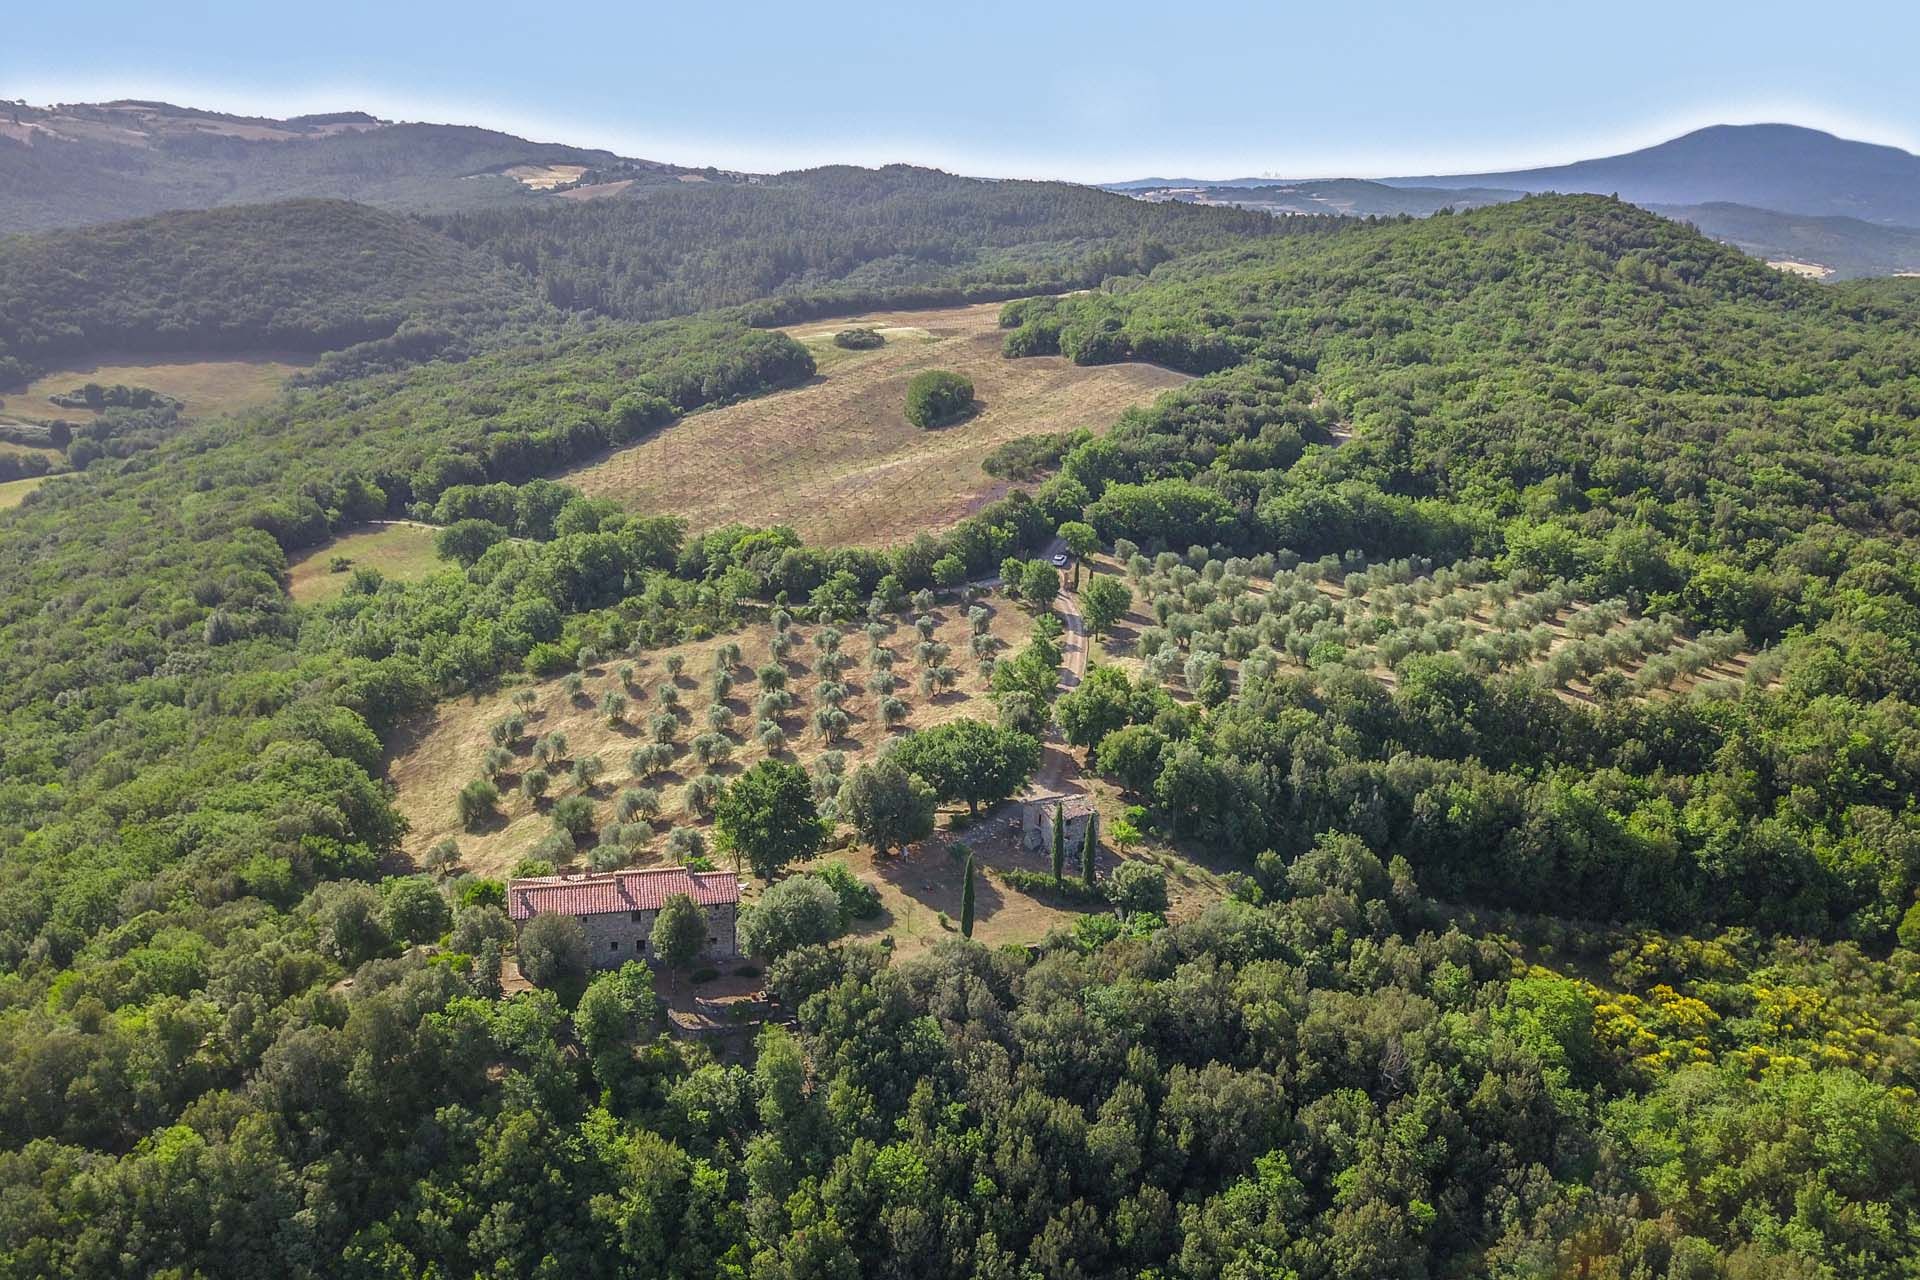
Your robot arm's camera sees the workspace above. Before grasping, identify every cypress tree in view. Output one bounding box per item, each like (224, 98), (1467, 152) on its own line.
(1051, 800), (1066, 887)
(961, 853), (976, 938)
(1080, 811), (1098, 888)
(475, 938), (504, 1001)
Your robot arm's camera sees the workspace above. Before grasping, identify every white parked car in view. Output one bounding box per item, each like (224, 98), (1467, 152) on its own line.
(1050, 552), (1069, 567)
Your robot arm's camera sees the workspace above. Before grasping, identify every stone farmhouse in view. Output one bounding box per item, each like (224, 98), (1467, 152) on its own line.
(1021, 793), (1097, 854)
(506, 867), (741, 969)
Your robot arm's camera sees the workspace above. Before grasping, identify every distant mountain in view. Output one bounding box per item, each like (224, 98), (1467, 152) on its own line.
(1384, 124), (1920, 226)
(1116, 178), (1524, 219)
(1653, 201), (1920, 280)
(0, 100), (727, 233)
(1103, 176), (1287, 191)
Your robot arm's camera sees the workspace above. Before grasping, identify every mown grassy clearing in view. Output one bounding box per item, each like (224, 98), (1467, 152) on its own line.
(0, 475), (49, 509)
(14, 352), (311, 421)
(561, 300), (1189, 547)
(287, 523), (443, 605)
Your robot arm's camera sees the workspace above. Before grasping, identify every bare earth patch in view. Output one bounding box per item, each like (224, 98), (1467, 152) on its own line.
(560, 300), (1190, 547)
(1767, 259), (1833, 279)
(500, 163), (591, 190)
(557, 179), (637, 201)
(16, 353), (312, 421)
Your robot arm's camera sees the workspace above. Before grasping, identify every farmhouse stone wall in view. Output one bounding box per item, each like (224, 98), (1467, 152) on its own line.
(562, 901), (739, 970)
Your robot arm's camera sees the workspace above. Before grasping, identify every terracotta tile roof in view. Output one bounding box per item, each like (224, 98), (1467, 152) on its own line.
(507, 867), (741, 921)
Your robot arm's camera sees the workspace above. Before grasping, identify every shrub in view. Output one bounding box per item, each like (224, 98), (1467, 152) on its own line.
(457, 778), (500, 830)
(997, 867), (1102, 901)
(833, 327), (885, 349)
(550, 794), (596, 839)
(904, 369), (975, 428)
(381, 876), (451, 946)
(738, 875), (845, 959)
(1105, 861), (1168, 915)
(685, 773), (723, 817)
(814, 860), (882, 922)
(517, 913), (590, 992)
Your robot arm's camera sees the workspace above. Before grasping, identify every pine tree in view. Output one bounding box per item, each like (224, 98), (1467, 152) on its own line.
(1080, 811), (1098, 888)
(1051, 800), (1066, 887)
(961, 852), (976, 938)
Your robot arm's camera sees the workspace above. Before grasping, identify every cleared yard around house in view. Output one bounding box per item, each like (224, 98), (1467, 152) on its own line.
(560, 300), (1190, 547)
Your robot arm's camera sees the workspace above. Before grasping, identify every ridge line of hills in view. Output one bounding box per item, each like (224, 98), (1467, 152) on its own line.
(1105, 124), (1920, 279)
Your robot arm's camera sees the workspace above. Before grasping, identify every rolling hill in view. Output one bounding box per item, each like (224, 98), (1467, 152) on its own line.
(1123, 177), (1524, 218)
(0, 99), (723, 233)
(431, 164), (1328, 322)
(0, 198), (561, 388)
(1384, 123), (1920, 225)
(1654, 200), (1920, 278)
(1112, 123), (1920, 280)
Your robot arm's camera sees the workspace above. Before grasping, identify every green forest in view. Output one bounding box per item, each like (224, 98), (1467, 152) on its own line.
(1, 185), (1919, 1279)
(431, 165), (1323, 323)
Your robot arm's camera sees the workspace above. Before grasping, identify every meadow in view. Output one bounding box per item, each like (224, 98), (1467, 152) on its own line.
(561, 300), (1189, 545)
(286, 522), (445, 605)
(11, 351), (310, 420)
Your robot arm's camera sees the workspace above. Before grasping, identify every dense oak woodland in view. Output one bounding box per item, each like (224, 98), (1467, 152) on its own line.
(2, 192), (1920, 1277)
(432, 165), (1320, 323)
(0, 199), (566, 388)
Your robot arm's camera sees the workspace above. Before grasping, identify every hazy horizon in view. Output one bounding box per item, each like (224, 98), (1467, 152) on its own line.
(6, 0), (1916, 183)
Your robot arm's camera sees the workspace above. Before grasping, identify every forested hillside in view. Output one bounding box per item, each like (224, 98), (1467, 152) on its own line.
(0, 100), (714, 233)
(2, 194), (1920, 1277)
(0, 199), (563, 388)
(435, 165), (1328, 322)
(1002, 197), (1920, 941)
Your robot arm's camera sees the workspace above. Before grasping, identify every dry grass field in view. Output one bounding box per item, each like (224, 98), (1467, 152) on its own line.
(501, 163), (591, 190)
(0, 440), (62, 466)
(287, 523), (444, 605)
(561, 300), (1190, 547)
(0, 476), (49, 510)
(14, 353), (311, 422)
(389, 597), (1034, 881)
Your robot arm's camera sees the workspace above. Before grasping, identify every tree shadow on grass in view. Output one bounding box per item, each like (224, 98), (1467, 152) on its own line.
(871, 842), (1006, 922)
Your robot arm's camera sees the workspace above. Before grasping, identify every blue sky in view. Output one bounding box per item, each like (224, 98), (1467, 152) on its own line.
(5, 0), (1916, 181)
